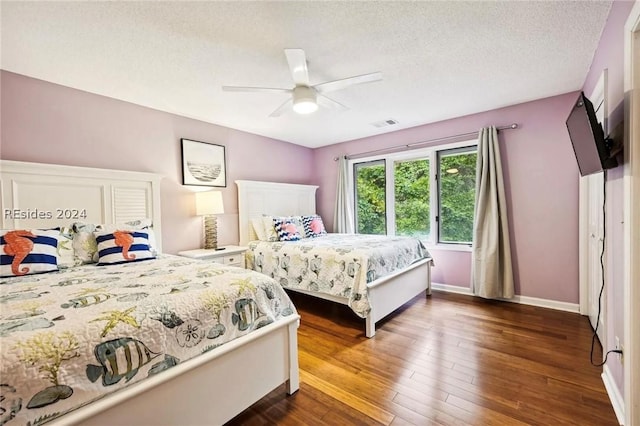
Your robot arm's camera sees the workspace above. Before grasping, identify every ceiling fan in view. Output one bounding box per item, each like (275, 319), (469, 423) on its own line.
(222, 49), (382, 117)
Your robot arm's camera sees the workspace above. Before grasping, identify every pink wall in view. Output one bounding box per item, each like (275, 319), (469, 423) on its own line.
(581, 0), (636, 403)
(313, 92), (582, 303)
(0, 71), (315, 254)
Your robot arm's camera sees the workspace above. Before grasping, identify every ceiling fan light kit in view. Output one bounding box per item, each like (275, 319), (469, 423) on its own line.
(222, 48), (382, 117)
(292, 86), (318, 114)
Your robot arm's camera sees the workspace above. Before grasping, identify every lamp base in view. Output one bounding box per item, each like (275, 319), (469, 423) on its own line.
(203, 215), (218, 250)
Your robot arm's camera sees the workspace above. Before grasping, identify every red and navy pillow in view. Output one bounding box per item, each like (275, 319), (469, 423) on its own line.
(95, 230), (155, 265)
(0, 229), (59, 277)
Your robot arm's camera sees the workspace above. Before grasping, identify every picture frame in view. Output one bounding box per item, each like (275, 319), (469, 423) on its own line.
(181, 139), (227, 187)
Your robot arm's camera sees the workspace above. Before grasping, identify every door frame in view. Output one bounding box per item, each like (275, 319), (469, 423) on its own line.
(623, 3), (640, 425)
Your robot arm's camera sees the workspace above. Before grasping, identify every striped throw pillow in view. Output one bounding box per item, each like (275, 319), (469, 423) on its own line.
(273, 218), (302, 242)
(0, 229), (59, 277)
(302, 215), (327, 238)
(95, 230), (155, 265)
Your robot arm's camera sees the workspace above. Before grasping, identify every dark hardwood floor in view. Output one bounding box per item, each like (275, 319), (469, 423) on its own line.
(227, 291), (618, 425)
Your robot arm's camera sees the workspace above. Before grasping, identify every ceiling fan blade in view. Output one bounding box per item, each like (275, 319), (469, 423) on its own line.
(269, 98), (293, 117)
(317, 94), (349, 112)
(314, 72), (383, 94)
(284, 48), (309, 86)
(222, 86), (290, 93)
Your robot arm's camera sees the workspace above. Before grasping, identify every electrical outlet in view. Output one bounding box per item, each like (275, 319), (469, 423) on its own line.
(615, 336), (623, 363)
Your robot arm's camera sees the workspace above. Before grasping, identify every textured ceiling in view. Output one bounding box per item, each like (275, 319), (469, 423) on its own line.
(1, 1), (612, 148)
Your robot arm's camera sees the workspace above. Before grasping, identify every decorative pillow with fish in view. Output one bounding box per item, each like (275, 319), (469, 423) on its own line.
(0, 229), (59, 277)
(55, 227), (81, 269)
(302, 215), (327, 238)
(95, 230), (155, 265)
(273, 218), (302, 242)
(72, 231), (98, 264)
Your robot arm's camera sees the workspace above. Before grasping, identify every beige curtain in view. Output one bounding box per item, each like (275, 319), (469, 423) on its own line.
(333, 156), (355, 233)
(472, 126), (514, 299)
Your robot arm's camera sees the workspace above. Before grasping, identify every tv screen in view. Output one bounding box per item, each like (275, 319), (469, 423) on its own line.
(566, 92), (617, 177)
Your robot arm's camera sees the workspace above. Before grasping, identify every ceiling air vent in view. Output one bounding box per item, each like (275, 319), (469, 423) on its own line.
(371, 119), (398, 128)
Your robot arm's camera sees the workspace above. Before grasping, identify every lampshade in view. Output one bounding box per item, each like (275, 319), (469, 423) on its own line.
(195, 191), (224, 216)
(292, 86), (318, 114)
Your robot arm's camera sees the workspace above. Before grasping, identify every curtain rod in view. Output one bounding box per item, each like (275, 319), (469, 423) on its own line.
(333, 123), (518, 161)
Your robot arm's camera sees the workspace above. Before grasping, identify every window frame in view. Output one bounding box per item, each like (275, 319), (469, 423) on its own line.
(348, 139), (477, 250)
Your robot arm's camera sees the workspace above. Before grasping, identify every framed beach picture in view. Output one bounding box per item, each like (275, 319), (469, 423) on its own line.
(181, 139), (227, 187)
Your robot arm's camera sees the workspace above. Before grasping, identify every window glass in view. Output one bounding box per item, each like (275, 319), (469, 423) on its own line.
(438, 149), (477, 244)
(354, 160), (386, 235)
(394, 158), (430, 239)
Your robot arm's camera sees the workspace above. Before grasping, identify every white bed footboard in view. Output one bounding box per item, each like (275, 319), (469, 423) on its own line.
(58, 315), (300, 426)
(366, 258), (432, 337)
(285, 259), (432, 338)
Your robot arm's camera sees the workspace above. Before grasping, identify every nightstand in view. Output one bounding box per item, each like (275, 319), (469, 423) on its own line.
(177, 245), (248, 268)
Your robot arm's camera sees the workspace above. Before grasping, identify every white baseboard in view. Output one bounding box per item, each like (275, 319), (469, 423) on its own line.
(431, 283), (580, 313)
(431, 282), (473, 295)
(501, 294), (580, 314)
(602, 365), (625, 425)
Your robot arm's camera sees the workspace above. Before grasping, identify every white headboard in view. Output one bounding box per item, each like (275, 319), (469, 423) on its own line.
(0, 160), (163, 252)
(236, 180), (318, 246)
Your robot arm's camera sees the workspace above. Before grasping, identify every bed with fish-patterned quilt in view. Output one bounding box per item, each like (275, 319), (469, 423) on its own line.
(0, 161), (300, 426)
(237, 180), (434, 338)
(0, 255), (298, 426)
(246, 234), (429, 315)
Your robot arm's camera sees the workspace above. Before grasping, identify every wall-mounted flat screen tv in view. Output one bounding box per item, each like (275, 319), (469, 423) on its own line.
(565, 92), (618, 177)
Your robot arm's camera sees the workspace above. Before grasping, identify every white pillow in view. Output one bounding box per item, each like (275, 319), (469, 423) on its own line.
(251, 218), (267, 241)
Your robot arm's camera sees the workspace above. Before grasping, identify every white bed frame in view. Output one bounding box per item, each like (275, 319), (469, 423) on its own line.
(0, 161), (299, 425)
(236, 179), (432, 338)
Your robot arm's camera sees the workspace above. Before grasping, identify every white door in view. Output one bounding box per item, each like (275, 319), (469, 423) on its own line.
(585, 171), (605, 342)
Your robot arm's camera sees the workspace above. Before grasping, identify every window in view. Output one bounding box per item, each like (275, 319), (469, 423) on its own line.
(394, 158), (430, 239)
(438, 148), (477, 244)
(354, 160), (386, 235)
(352, 140), (477, 246)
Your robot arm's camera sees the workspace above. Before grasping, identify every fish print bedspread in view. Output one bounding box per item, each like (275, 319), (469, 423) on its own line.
(246, 234), (430, 318)
(0, 255), (296, 425)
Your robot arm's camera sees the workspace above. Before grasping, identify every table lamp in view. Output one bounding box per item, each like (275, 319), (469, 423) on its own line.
(195, 191), (224, 250)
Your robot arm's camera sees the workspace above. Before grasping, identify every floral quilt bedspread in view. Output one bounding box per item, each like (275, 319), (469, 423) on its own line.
(0, 255), (296, 425)
(246, 234), (430, 318)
